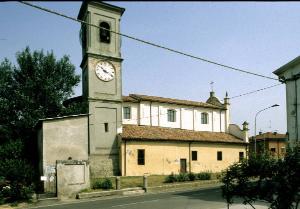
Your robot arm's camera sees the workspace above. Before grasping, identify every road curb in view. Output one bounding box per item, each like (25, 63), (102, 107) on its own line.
(76, 180), (221, 200)
(146, 180), (221, 193)
(77, 187), (145, 199)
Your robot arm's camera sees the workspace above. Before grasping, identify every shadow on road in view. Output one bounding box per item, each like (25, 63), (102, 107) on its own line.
(171, 187), (224, 202)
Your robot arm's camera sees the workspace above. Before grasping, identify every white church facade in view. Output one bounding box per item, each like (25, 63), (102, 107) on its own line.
(36, 1), (249, 192)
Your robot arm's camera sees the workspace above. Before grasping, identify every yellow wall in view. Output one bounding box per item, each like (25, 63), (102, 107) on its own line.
(120, 140), (247, 176)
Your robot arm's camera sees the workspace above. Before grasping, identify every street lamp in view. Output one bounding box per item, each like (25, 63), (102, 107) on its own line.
(254, 104), (280, 155)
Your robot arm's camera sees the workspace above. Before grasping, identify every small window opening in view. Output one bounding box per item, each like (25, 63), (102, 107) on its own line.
(137, 149), (145, 165)
(239, 152), (244, 162)
(192, 151), (198, 161)
(217, 151), (222, 161)
(104, 123), (109, 132)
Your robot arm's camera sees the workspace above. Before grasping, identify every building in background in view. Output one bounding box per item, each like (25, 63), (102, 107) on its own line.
(274, 56), (300, 148)
(249, 132), (287, 158)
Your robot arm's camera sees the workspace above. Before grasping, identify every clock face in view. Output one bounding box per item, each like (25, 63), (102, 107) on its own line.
(95, 61), (115, 81)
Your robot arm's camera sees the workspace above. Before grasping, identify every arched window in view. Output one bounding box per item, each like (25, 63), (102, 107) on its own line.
(100, 22), (110, 43)
(201, 112), (209, 124)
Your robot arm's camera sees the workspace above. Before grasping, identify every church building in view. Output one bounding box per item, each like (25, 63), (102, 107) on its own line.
(37, 1), (249, 192)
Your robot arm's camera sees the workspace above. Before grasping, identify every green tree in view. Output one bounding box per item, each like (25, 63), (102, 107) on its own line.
(0, 47), (85, 201)
(221, 146), (300, 209)
(0, 46), (82, 143)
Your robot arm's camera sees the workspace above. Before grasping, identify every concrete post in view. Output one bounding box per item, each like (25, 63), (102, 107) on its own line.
(116, 176), (120, 190)
(143, 175), (148, 192)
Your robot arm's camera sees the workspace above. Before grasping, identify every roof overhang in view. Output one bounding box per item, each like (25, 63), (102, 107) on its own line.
(273, 56), (300, 76)
(78, 1), (125, 20)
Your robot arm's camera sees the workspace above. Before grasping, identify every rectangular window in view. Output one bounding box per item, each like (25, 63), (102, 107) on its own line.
(192, 151), (198, 161)
(270, 148), (276, 153)
(167, 109), (176, 122)
(239, 152), (244, 161)
(137, 149), (145, 165)
(123, 107), (131, 119)
(281, 147), (286, 154)
(201, 112), (208, 124)
(104, 123), (109, 132)
(217, 151), (222, 161)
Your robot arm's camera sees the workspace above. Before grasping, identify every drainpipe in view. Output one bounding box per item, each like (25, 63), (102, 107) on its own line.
(189, 142), (191, 173)
(124, 140), (127, 176)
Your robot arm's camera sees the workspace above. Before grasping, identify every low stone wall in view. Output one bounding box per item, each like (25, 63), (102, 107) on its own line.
(56, 160), (90, 199)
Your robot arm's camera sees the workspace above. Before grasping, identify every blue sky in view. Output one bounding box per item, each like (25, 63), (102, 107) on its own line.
(1, 1), (300, 135)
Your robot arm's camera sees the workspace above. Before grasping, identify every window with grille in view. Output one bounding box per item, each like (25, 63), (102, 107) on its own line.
(201, 112), (208, 124)
(167, 109), (176, 122)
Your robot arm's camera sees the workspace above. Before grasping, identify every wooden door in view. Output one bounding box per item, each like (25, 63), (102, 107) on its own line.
(180, 159), (187, 173)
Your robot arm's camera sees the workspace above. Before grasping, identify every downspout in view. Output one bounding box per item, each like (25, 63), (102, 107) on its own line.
(124, 140), (127, 176)
(88, 113), (90, 154)
(189, 142), (191, 173)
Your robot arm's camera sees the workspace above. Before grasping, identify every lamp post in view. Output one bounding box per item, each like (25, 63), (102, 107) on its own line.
(254, 104), (280, 155)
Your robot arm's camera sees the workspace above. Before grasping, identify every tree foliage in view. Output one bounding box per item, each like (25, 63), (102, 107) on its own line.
(0, 46), (82, 143)
(0, 47), (84, 201)
(221, 146), (300, 209)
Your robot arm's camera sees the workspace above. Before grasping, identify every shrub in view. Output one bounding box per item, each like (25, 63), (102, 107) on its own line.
(164, 173), (177, 183)
(0, 140), (35, 203)
(188, 172), (196, 181)
(92, 178), (113, 190)
(92, 180), (102, 189)
(196, 172), (211, 180)
(101, 178), (113, 190)
(176, 173), (189, 182)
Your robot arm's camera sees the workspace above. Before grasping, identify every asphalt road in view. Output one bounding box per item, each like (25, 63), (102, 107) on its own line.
(30, 187), (269, 209)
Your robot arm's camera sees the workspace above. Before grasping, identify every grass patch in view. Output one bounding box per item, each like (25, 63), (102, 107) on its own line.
(88, 173), (219, 192)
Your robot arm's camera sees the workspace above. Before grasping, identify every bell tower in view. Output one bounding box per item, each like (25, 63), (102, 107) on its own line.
(78, 1), (125, 177)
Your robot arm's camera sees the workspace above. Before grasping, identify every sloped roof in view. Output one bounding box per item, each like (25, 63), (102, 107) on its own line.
(123, 94), (225, 110)
(121, 125), (247, 144)
(273, 56), (300, 76)
(251, 132), (287, 141)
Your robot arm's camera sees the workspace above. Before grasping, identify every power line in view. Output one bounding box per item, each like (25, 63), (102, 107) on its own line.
(83, 83), (283, 126)
(19, 1), (279, 81)
(227, 83), (283, 100)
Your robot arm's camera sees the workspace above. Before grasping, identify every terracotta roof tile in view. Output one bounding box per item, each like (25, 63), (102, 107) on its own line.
(125, 94), (225, 110)
(122, 125), (246, 144)
(122, 96), (139, 102)
(250, 132), (287, 141)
